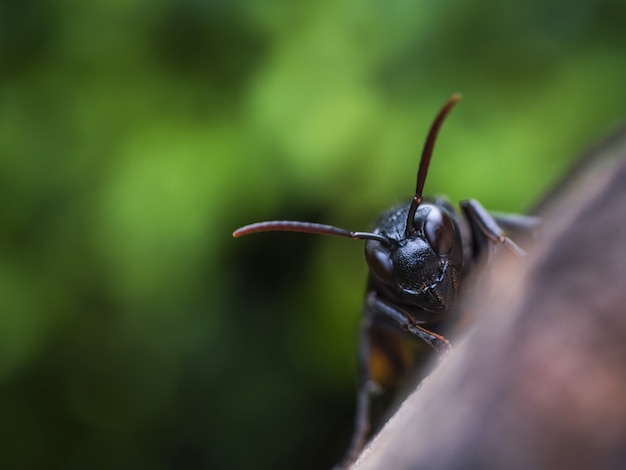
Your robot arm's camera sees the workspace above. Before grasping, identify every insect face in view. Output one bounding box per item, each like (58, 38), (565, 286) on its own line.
(365, 202), (463, 314)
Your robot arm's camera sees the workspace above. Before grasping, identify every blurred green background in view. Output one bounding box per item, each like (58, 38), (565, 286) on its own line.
(1, 0), (625, 469)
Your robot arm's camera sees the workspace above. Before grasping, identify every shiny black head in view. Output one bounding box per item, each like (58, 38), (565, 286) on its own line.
(364, 201), (463, 313)
(233, 94), (463, 313)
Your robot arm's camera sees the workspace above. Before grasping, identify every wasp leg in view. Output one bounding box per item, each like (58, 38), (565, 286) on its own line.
(490, 212), (541, 236)
(460, 199), (527, 258)
(366, 293), (451, 354)
(338, 307), (376, 469)
(337, 294), (450, 469)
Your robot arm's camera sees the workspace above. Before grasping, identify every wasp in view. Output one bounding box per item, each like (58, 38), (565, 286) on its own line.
(233, 94), (539, 467)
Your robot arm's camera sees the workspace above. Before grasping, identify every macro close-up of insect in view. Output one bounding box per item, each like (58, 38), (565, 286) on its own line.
(352, 122), (626, 470)
(233, 94), (540, 467)
(4, 3), (626, 470)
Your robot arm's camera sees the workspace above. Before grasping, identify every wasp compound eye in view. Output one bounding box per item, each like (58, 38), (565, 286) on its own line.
(365, 240), (395, 283)
(424, 207), (454, 255)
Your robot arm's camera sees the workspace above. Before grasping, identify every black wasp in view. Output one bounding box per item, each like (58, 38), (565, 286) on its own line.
(233, 94), (539, 467)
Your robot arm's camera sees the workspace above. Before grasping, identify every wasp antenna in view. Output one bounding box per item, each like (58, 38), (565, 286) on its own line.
(233, 221), (389, 244)
(406, 93), (461, 235)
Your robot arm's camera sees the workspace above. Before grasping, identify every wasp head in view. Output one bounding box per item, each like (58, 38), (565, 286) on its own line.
(364, 202), (463, 313)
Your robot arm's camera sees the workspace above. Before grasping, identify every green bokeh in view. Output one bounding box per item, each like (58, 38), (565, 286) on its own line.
(1, 1), (625, 468)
